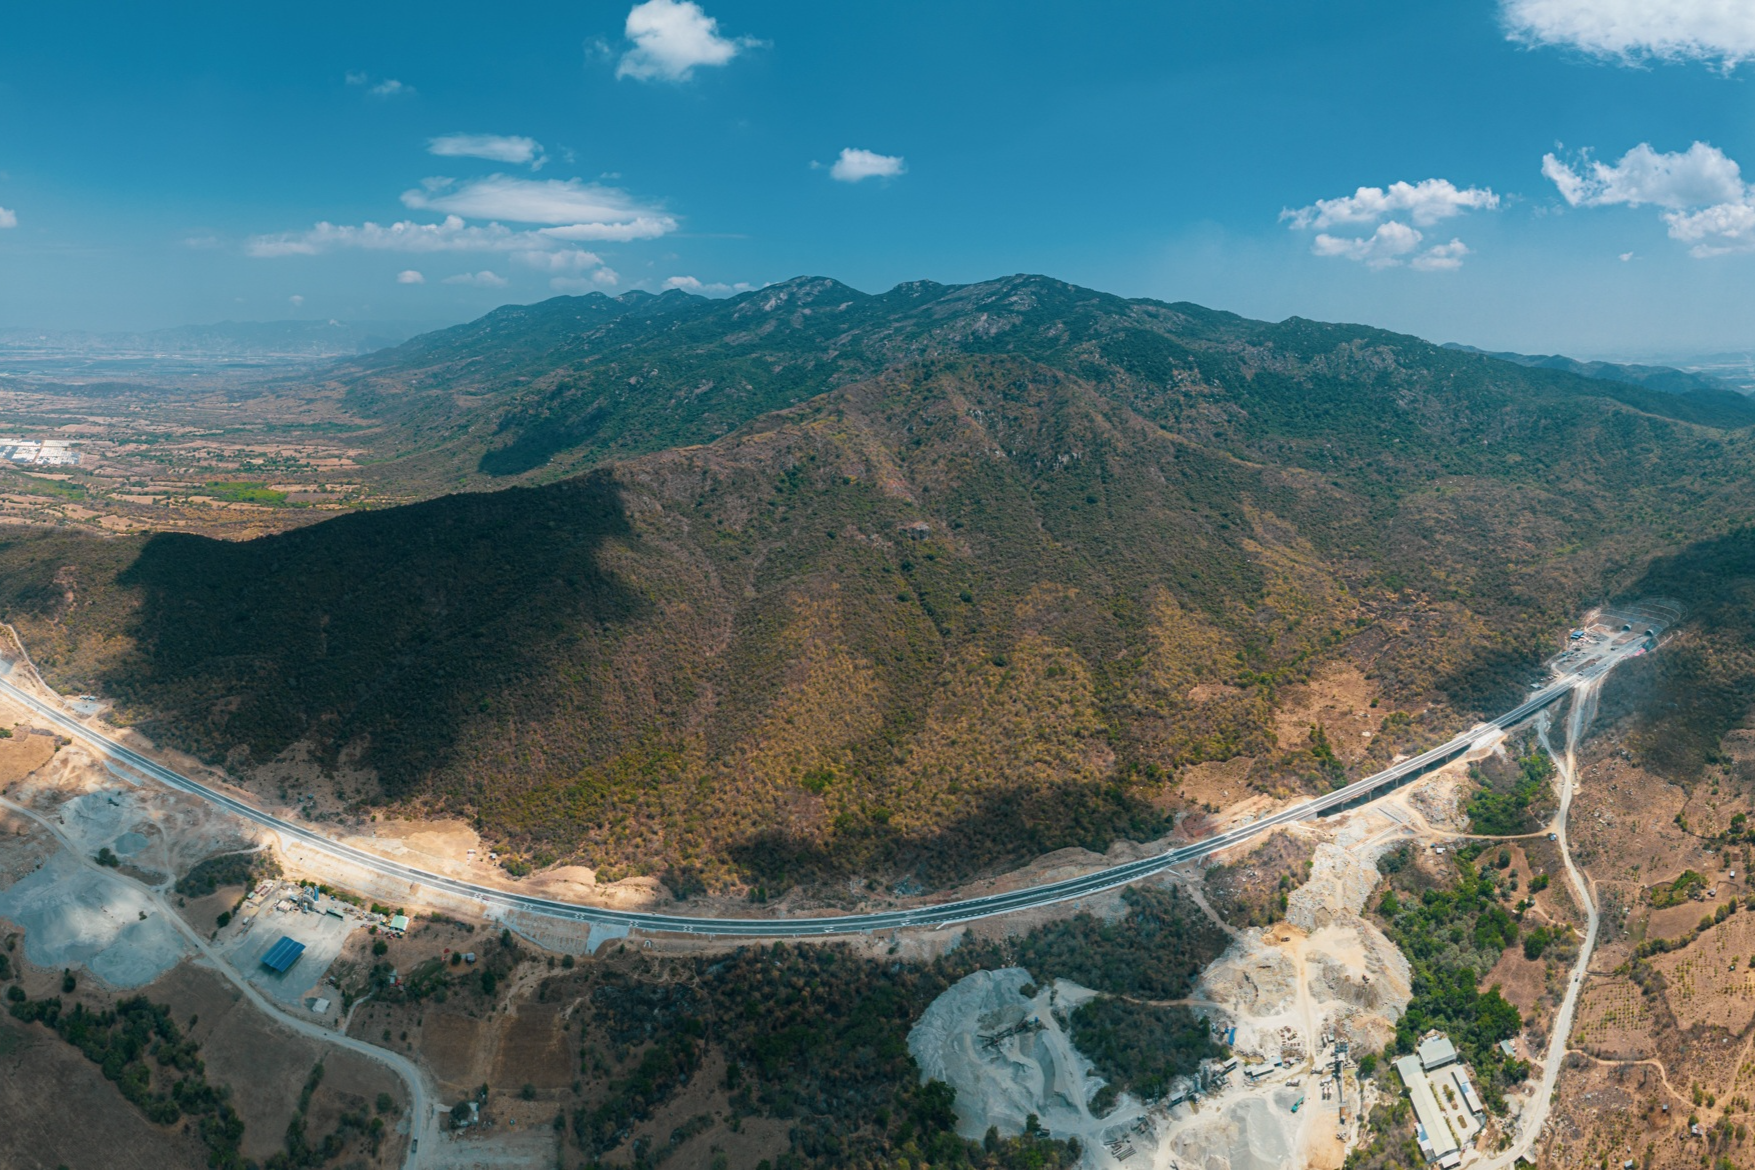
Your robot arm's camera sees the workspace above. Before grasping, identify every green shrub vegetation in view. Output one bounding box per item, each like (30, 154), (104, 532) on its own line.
(203, 481), (290, 506)
(556, 883), (1224, 1168)
(576, 943), (1078, 1170)
(174, 850), (280, 898)
(1466, 751), (1555, 836)
(1008, 886), (1228, 1000)
(1522, 925), (1561, 960)
(7, 993), (240, 1162)
(5, 992), (386, 1169)
(272, 1061), (386, 1168)
(1, 470), (85, 500)
(1067, 997), (1222, 1102)
(1648, 869), (1708, 909)
(1375, 848), (1528, 1111)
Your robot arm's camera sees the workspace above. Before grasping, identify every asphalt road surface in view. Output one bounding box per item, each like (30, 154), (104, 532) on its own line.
(0, 616), (1662, 940)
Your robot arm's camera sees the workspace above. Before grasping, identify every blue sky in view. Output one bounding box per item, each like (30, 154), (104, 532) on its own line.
(5, 1), (1755, 354)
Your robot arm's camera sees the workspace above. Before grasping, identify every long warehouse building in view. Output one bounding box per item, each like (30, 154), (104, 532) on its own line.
(1395, 1054), (1461, 1167)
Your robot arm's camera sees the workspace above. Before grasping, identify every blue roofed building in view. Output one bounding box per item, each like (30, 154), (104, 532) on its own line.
(261, 935), (306, 974)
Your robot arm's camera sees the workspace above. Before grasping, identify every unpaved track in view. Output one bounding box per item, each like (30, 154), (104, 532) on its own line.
(1479, 682), (1603, 1169)
(1563, 1051), (1690, 1109)
(0, 793), (440, 1170)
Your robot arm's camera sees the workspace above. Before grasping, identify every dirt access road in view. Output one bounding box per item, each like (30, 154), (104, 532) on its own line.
(0, 792), (442, 1170)
(1477, 679), (1606, 1169)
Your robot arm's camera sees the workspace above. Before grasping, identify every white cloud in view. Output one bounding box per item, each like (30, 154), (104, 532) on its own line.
(1286, 177), (1495, 270)
(251, 170), (674, 273)
(828, 148), (906, 183)
(1663, 200), (1755, 253)
(616, 0), (759, 81)
(1502, 0), (1755, 69)
(401, 175), (676, 240)
(396, 269), (425, 284)
(1543, 140), (1755, 255)
(429, 134), (546, 169)
(1410, 239), (1470, 271)
(539, 219), (675, 242)
(1311, 222), (1426, 267)
(1282, 179), (1499, 230)
(0, 207), (16, 229)
(661, 274), (754, 295)
(248, 215), (553, 257)
(514, 249), (604, 273)
(443, 270), (507, 287)
(551, 269), (622, 292)
(289, 295), (304, 306)
(1542, 141), (1744, 208)
(345, 71), (414, 95)
(1619, 251), (1636, 261)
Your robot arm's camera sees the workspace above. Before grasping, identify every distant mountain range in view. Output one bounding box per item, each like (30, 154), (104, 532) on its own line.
(0, 318), (435, 363)
(4, 274), (1755, 893)
(320, 277), (1755, 493)
(1441, 342), (1750, 398)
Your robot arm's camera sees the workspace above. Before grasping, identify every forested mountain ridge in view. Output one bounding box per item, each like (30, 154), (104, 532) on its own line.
(3, 279), (1755, 895)
(328, 273), (1755, 490)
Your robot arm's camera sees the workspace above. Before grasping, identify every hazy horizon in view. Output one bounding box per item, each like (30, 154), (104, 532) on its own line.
(5, 273), (1752, 375)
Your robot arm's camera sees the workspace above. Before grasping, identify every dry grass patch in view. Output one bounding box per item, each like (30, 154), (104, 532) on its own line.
(1271, 662), (1380, 767)
(0, 730), (58, 787)
(1650, 911), (1755, 1033)
(488, 999), (578, 1092)
(1569, 978), (1655, 1060)
(0, 1016), (210, 1170)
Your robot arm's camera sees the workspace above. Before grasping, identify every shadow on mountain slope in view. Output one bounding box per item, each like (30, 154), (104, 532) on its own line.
(1596, 529), (1755, 780)
(97, 471), (645, 795)
(723, 777), (1172, 895)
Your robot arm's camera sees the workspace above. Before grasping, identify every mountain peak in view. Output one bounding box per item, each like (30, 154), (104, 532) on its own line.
(730, 276), (869, 316)
(888, 279), (945, 298)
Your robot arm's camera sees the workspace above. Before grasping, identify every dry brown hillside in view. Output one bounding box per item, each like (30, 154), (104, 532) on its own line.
(1, 296), (1754, 896)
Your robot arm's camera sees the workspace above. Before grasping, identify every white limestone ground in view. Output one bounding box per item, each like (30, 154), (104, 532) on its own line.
(0, 739), (257, 990)
(0, 848), (189, 986)
(1178, 824), (1412, 1170)
(908, 810), (1416, 1170)
(908, 967), (1156, 1157)
(1162, 1093), (1298, 1170)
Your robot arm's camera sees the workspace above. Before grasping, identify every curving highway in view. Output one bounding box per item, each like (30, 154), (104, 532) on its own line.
(0, 616), (1662, 940)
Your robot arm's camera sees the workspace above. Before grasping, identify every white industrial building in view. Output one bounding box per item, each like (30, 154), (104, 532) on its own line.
(0, 440), (78, 467)
(1396, 1055), (1461, 1167)
(1417, 1034), (1459, 1070)
(1396, 1032), (1486, 1167)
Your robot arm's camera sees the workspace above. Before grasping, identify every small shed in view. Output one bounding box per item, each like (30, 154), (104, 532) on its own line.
(262, 936), (306, 974)
(388, 914), (409, 933)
